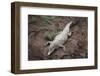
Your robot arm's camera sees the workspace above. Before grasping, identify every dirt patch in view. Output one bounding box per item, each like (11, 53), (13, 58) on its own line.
(28, 15), (88, 60)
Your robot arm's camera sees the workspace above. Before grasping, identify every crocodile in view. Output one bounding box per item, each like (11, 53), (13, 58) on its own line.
(46, 21), (73, 55)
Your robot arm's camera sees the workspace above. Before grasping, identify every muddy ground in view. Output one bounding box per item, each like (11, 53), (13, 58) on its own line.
(28, 15), (88, 60)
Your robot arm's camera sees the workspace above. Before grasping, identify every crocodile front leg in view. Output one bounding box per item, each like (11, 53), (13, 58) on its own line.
(59, 44), (66, 52)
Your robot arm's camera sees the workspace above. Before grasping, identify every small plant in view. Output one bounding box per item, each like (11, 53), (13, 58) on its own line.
(31, 16), (37, 22)
(44, 31), (57, 41)
(41, 16), (55, 26)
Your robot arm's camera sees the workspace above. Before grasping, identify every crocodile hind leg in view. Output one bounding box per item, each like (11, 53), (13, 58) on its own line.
(68, 31), (72, 36)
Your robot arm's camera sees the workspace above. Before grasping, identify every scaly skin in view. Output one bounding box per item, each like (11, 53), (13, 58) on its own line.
(47, 21), (73, 55)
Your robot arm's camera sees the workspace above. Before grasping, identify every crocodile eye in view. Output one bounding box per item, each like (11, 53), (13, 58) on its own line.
(48, 43), (50, 45)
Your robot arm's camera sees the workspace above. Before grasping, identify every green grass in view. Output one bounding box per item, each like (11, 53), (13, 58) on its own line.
(44, 31), (57, 41)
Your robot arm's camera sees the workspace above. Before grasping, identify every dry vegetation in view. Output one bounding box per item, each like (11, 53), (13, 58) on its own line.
(28, 15), (88, 60)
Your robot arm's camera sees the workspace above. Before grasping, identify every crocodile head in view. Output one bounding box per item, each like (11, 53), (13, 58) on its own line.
(48, 43), (55, 55)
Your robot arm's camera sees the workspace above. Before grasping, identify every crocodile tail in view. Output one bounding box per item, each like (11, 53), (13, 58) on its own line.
(68, 21), (73, 28)
(64, 21), (73, 30)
